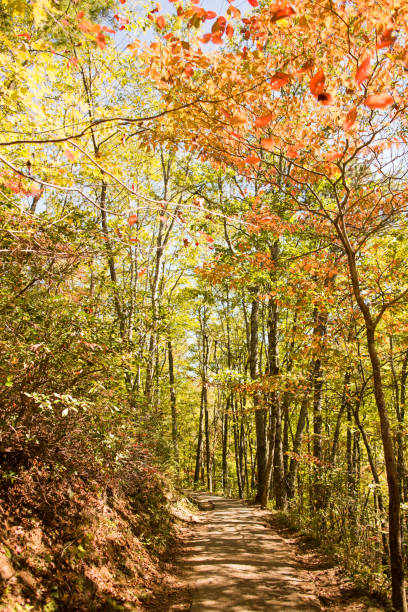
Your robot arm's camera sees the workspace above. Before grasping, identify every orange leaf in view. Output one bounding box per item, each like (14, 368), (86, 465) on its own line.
(286, 146), (299, 158)
(355, 55), (371, 86)
(376, 28), (396, 49)
(310, 70), (325, 96)
(206, 10), (217, 18)
(138, 268), (146, 277)
(261, 138), (274, 151)
(230, 114), (247, 126)
(228, 5), (241, 18)
(226, 24), (234, 39)
(184, 65), (194, 77)
(254, 114), (273, 127)
(64, 149), (76, 162)
(95, 32), (106, 49)
(317, 92), (333, 105)
(364, 93), (394, 109)
(343, 106), (357, 131)
(156, 15), (166, 29)
(270, 71), (289, 90)
(211, 33), (223, 44)
(128, 214), (138, 225)
(78, 19), (101, 34)
(245, 155), (261, 165)
(249, 0), (258, 6)
(270, 4), (296, 22)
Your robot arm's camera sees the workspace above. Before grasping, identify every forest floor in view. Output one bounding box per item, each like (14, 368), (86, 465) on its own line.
(148, 492), (386, 611)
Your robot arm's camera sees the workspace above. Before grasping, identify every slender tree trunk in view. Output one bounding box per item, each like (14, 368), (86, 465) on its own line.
(341, 238), (406, 612)
(330, 369), (351, 463)
(287, 393), (308, 499)
(311, 306), (328, 510)
(167, 340), (179, 466)
(222, 396), (229, 492)
(352, 398), (389, 558)
(248, 288), (267, 502)
(194, 384), (205, 484)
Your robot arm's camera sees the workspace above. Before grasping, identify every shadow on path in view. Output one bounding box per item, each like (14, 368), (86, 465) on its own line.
(180, 493), (321, 612)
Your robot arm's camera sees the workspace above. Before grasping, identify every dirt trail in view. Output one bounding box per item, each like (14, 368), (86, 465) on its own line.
(179, 492), (321, 611)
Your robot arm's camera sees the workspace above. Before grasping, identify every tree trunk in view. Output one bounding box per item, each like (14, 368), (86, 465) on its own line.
(167, 340), (179, 466)
(342, 239), (406, 611)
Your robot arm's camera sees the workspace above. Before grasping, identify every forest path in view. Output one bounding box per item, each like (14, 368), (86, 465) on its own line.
(179, 492), (321, 611)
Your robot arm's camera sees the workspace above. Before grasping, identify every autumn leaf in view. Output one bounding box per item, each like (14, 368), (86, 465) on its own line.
(95, 32), (107, 49)
(364, 93), (394, 109)
(310, 70), (325, 97)
(249, 0), (259, 7)
(128, 214), (138, 225)
(261, 138), (274, 151)
(64, 149), (76, 162)
(230, 114), (247, 126)
(206, 11), (217, 19)
(270, 4), (296, 22)
(355, 55), (371, 86)
(343, 106), (357, 131)
(270, 72), (289, 90)
(254, 114), (273, 127)
(245, 155), (261, 165)
(376, 28), (396, 49)
(286, 146), (299, 158)
(211, 33), (223, 44)
(317, 92), (333, 105)
(156, 16), (166, 29)
(226, 24), (234, 39)
(228, 5), (241, 18)
(78, 19), (101, 34)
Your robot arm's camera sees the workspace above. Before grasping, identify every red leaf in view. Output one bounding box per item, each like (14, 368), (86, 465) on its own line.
(317, 92), (333, 105)
(183, 238), (190, 247)
(199, 33), (212, 43)
(128, 214), (138, 225)
(95, 31), (106, 49)
(245, 155), (261, 165)
(343, 106), (357, 131)
(355, 55), (371, 86)
(230, 113), (247, 126)
(184, 65), (194, 77)
(261, 138), (274, 151)
(102, 26), (116, 33)
(249, 0), (258, 6)
(270, 4), (296, 22)
(17, 32), (31, 39)
(254, 114), (273, 127)
(77, 11), (84, 19)
(78, 19), (101, 34)
(364, 93), (394, 109)
(376, 27), (396, 49)
(286, 146), (299, 158)
(206, 10), (217, 18)
(64, 149), (75, 162)
(156, 16), (166, 29)
(67, 56), (79, 68)
(211, 33), (223, 44)
(119, 0), (126, 3)
(226, 24), (234, 39)
(138, 268), (146, 277)
(270, 71), (289, 90)
(310, 70), (325, 96)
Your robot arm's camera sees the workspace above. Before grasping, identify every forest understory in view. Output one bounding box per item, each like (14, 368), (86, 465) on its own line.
(3, 0), (408, 610)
